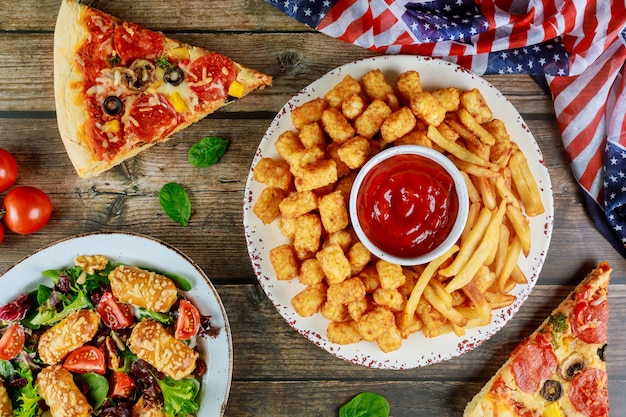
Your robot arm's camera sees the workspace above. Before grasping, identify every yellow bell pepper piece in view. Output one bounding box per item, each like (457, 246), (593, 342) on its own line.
(543, 402), (563, 417)
(168, 91), (189, 113)
(102, 119), (120, 134)
(169, 47), (190, 61)
(227, 80), (245, 98)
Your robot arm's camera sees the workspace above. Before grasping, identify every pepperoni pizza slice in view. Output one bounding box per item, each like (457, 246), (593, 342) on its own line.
(464, 262), (611, 417)
(54, 0), (272, 178)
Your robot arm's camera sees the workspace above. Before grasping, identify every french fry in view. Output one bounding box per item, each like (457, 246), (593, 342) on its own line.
(461, 171), (482, 204)
(498, 235), (522, 292)
(494, 173), (520, 208)
(404, 245), (459, 322)
(461, 281), (492, 326)
(474, 176), (497, 210)
(449, 155), (498, 178)
(458, 108), (496, 146)
(427, 125), (498, 169)
(509, 149), (545, 216)
(440, 207), (492, 277)
(511, 264), (528, 285)
(445, 200), (507, 293)
(461, 201), (482, 242)
(423, 285), (468, 327)
(506, 204), (531, 256)
(493, 223), (511, 278)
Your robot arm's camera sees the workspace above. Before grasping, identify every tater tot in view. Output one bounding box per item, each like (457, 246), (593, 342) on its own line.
(342, 94), (366, 120)
(275, 130), (304, 166)
(348, 242), (371, 275)
(321, 301), (349, 322)
(377, 324), (403, 353)
(325, 143), (352, 178)
(373, 287), (406, 312)
(337, 136), (370, 169)
(395, 310), (423, 338)
(324, 75), (362, 108)
(347, 296), (373, 321)
(294, 159), (338, 192)
(299, 258), (326, 285)
(327, 320), (363, 345)
(299, 122), (327, 149)
(294, 213), (322, 253)
(326, 277), (366, 305)
(358, 264), (380, 292)
(269, 244), (299, 281)
(253, 187), (287, 224)
(409, 91), (446, 126)
(356, 306), (395, 342)
(318, 190), (349, 234)
(253, 157), (293, 190)
(316, 243), (351, 284)
(323, 229), (353, 253)
(460, 88), (492, 123)
(278, 216), (297, 239)
(380, 107), (417, 144)
(321, 107), (355, 144)
(335, 171), (357, 202)
(396, 70), (422, 105)
(278, 190), (317, 218)
(431, 87), (461, 112)
(291, 97), (326, 130)
(376, 260), (406, 290)
(361, 69), (395, 102)
(291, 282), (327, 317)
(353, 99), (392, 139)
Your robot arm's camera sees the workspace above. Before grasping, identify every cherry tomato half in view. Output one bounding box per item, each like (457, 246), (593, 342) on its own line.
(109, 371), (136, 398)
(0, 148), (18, 193)
(2, 186), (53, 234)
(0, 323), (25, 360)
(175, 299), (201, 340)
(96, 292), (134, 330)
(63, 345), (106, 375)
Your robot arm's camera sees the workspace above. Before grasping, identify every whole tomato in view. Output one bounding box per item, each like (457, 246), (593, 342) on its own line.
(2, 186), (53, 234)
(0, 148), (18, 193)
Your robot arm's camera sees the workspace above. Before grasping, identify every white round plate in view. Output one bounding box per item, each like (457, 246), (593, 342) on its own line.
(0, 232), (232, 415)
(243, 55), (554, 369)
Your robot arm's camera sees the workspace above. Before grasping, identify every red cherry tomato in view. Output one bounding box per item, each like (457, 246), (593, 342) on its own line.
(2, 186), (53, 234)
(96, 292), (134, 330)
(0, 148), (18, 193)
(63, 345), (106, 375)
(175, 299), (201, 340)
(109, 371), (136, 398)
(0, 323), (25, 360)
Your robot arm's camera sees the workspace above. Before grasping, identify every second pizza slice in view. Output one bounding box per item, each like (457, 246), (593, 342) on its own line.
(54, 0), (272, 178)
(464, 262), (610, 417)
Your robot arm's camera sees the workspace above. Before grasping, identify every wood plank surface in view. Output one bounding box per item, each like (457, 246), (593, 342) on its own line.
(1, 1), (625, 416)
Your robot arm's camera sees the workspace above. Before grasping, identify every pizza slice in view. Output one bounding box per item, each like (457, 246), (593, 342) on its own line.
(464, 262), (610, 417)
(53, 0), (272, 178)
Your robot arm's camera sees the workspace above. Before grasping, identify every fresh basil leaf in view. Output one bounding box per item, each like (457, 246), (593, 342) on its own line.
(164, 272), (192, 291)
(340, 392), (390, 417)
(159, 182), (192, 226)
(188, 136), (229, 167)
(74, 372), (109, 409)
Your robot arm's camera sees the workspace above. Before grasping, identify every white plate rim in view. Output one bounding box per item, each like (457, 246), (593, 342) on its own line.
(243, 55), (554, 369)
(0, 231), (233, 416)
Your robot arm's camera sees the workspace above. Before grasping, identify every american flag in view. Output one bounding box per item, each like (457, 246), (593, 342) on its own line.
(266, 0), (626, 257)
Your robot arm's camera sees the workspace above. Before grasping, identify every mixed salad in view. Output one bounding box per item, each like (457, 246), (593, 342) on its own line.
(0, 255), (218, 417)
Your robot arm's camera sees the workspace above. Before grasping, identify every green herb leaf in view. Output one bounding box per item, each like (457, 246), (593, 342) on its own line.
(156, 55), (174, 69)
(159, 182), (192, 226)
(340, 392), (390, 417)
(188, 136), (229, 167)
(137, 307), (174, 326)
(74, 372), (109, 410)
(12, 361), (42, 417)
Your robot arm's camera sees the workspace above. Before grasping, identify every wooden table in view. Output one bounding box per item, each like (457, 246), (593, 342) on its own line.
(1, 1), (625, 415)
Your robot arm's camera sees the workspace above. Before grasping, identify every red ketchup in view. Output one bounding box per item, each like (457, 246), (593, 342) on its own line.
(356, 153), (458, 259)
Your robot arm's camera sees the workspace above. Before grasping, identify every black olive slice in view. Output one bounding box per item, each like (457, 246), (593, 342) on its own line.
(598, 343), (607, 361)
(103, 96), (123, 116)
(164, 67), (184, 86)
(540, 379), (562, 402)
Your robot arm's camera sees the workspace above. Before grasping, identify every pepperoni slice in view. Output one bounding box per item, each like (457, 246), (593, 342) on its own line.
(511, 338), (558, 393)
(128, 94), (179, 142)
(113, 23), (164, 64)
(570, 292), (608, 344)
(569, 368), (608, 417)
(188, 53), (237, 102)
